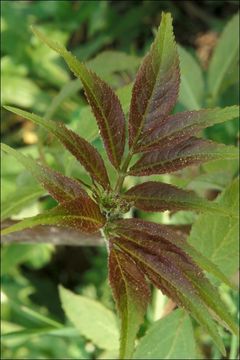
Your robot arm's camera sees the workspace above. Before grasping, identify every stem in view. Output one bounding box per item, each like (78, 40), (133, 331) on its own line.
(114, 150), (133, 193)
(229, 335), (238, 360)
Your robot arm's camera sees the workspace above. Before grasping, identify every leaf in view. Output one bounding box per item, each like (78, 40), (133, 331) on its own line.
(129, 137), (238, 176)
(133, 309), (196, 359)
(1, 196), (105, 235)
(178, 45), (204, 110)
(1, 185), (44, 220)
(208, 13), (239, 102)
(109, 247), (150, 359)
(59, 286), (119, 350)
(111, 235), (226, 355)
(4, 106), (110, 189)
(110, 219), (238, 352)
(123, 181), (231, 215)
(1, 143), (87, 204)
(114, 218), (235, 289)
(32, 27), (126, 169)
(128, 12), (180, 148)
(134, 106), (239, 153)
(188, 178), (239, 278)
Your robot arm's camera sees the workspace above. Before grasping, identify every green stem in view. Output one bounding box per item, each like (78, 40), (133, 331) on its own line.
(229, 335), (238, 360)
(114, 150), (133, 193)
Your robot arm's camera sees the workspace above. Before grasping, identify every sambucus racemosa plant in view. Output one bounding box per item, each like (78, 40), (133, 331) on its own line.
(1, 12), (239, 359)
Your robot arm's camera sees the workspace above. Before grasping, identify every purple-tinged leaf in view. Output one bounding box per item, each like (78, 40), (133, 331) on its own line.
(114, 219), (236, 289)
(111, 236), (226, 355)
(134, 106), (239, 153)
(123, 181), (229, 215)
(32, 27), (126, 169)
(111, 220), (238, 341)
(1, 196), (105, 235)
(109, 247), (150, 359)
(4, 106), (110, 189)
(129, 137), (238, 176)
(128, 12), (180, 148)
(1, 143), (87, 203)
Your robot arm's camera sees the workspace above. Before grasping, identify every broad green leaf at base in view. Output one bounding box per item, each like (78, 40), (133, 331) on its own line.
(133, 310), (196, 359)
(59, 286), (119, 350)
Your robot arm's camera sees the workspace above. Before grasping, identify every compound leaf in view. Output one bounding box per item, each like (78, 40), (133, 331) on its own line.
(128, 12), (180, 148)
(4, 106), (110, 189)
(109, 247), (150, 359)
(1, 143), (87, 203)
(1, 196), (105, 235)
(110, 219), (238, 354)
(32, 27), (126, 169)
(135, 106), (239, 153)
(129, 137), (238, 176)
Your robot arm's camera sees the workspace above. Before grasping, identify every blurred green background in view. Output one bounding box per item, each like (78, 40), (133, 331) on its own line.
(1, 1), (239, 359)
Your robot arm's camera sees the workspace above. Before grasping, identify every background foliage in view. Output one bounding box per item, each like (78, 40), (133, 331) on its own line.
(1, 1), (239, 359)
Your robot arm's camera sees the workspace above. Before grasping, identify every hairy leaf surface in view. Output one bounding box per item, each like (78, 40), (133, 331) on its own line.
(114, 219), (235, 289)
(123, 181), (230, 215)
(1, 197), (105, 235)
(128, 12), (180, 148)
(1, 143), (87, 203)
(32, 27), (126, 169)
(109, 247), (150, 359)
(112, 220), (238, 339)
(135, 106), (239, 153)
(4, 106), (110, 189)
(111, 236), (226, 354)
(129, 137), (238, 176)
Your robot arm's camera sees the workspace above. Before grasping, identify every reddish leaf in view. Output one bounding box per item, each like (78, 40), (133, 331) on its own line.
(1, 143), (87, 203)
(112, 219), (238, 336)
(111, 236), (226, 355)
(128, 13), (180, 148)
(123, 181), (225, 214)
(129, 137), (238, 176)
(134, 106), (239, 153)
(4, 107), (110, 189)
(114, 218), (235, 289)
(109, 247), (150, 359)
(32, 27), (126, 169)
(1, 196), (105, 235)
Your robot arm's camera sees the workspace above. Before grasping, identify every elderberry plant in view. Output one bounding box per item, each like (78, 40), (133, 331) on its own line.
(1, 12), (239, 359)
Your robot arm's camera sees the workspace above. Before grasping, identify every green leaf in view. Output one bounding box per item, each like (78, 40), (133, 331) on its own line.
(109, 247), (150, 359)
(123, 181), (232, 215)
(4, 106), (110, 189)
(188, 178), (239, 278)
(1, 185), (44, 220)
(128, 12), (180, 148)
(178, 45), (204, 110)
(32, 27), (126, 169)
(129, 138), (238, 176)
(134, 106), (239, 153)
(1, 143), (87, 204)
(59, 286), (119, 350)
(1, 196), (105, 235)
(133, 309), (196, 359)
(208, 13), (239, 102)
